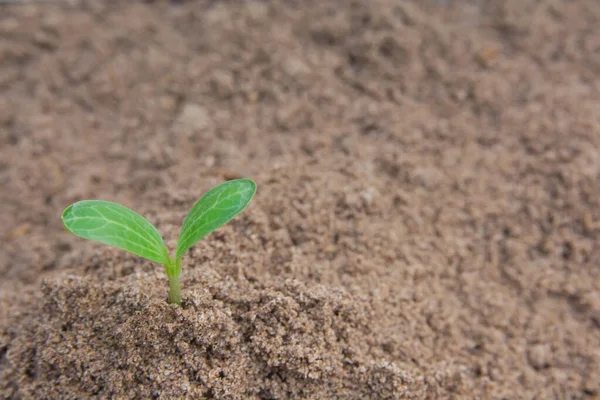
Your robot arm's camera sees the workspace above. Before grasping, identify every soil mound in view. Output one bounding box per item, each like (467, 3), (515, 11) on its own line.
(1, 269), (424, 399)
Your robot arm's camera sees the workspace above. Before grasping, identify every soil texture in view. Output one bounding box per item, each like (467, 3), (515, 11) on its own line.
(1, 1), (600, 399)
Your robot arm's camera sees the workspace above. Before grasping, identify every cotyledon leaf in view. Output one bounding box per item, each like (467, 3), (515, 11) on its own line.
(176, 179), (256, 259)
(61, 200), (170, 265)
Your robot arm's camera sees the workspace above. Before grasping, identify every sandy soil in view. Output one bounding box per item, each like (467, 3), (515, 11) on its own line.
(1, 1), (599, 399)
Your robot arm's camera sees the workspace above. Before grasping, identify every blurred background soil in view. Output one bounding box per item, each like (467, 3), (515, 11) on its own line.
(1, 0), (599, 399)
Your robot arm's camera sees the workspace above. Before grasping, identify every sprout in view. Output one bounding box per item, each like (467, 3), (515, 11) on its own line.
(61, 179), (256, 305)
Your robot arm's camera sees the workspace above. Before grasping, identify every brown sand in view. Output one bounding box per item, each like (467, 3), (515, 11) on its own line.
(1, 1), (600, 399)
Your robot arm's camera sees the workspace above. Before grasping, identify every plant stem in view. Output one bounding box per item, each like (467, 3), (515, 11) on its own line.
(167, 257), (182, 305)
(168, 274), (181, 305)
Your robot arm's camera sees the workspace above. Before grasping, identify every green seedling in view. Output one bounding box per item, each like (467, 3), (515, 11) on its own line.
(61, 179), (256, 305)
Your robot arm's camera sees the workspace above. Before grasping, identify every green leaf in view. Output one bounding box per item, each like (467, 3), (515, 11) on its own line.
(61, 200), (170, 265)
(176, 179), (256, 259)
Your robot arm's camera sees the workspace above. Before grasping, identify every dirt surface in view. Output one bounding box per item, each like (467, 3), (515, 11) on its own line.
(1, 0), (600, 398)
